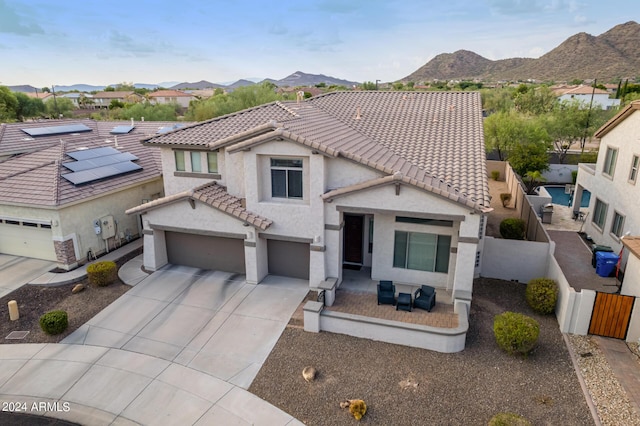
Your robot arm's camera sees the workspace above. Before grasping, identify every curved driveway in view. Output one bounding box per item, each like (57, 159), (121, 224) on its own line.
(0, 264), (307, 425)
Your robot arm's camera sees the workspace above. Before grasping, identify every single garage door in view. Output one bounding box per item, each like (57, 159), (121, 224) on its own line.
(0, 221), (56, 261)
(165, 231), (245, 274)
(267, 239), (310, 279)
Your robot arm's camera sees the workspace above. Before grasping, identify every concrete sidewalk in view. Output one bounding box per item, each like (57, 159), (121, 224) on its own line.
(1, 246), (307, 425)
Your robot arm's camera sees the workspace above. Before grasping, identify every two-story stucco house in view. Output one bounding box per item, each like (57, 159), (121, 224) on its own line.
(557, 85), (621, 110)
(127, 91), (491, 311)
(574, 101), (640, 278)
(148, 90), (197, 108)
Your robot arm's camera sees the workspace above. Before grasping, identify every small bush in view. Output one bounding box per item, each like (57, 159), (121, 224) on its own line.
(488, 412), (531, 426)
(491, 170), (501, 181)
(493, 311), (539, 356)
(349, 400), (367, 421)
(500, 193), (512, 207)
(499, 218), (525, 240)
(39, 310), (68, 335)
(526, 278), (559, 314)
(87, 260), (117, 287)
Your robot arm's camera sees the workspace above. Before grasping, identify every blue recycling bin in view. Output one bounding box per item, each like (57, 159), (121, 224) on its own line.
(595, 251), (619, 277)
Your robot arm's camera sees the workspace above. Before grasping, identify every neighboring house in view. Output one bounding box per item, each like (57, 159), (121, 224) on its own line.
(93, 91), (143, 108)
(0, 119), (192, 269)
(147, 90), (197, 108)
(186, 89), (217, 99)
(127, 92), (491, 311)
(25, 92), (54, 102)
(557, 85), (620, 110)
(574, 101), (640, 281)
(61, 92), (94, 109)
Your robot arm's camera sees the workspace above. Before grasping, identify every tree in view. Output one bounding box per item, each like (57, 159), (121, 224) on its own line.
(481, 88), (514, 114)
(14, 92), (45, 121)
(406, 81), (415, 90)
(44, 97), (74, 118)
(361, 81), (377, 90)
(185, 83), (284, 121)
(393, 82), (404, 90)
(507, 137), (550, 178)
(0, 86), (19, 122)
(41, 87), (50, 93)
(104, 86), (115, 92)
(108, 99), (125, 109)
(483, 110), (522, 161)
(522, 171), (547, 195)
(513, 85), (556, 115)
(112, 102), (179, 121)
(542, 101), (588, 163)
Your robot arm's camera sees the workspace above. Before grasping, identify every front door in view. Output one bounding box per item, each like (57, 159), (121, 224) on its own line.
(343, 214), (364, 265)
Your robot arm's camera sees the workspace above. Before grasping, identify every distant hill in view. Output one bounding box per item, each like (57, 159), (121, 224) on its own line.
(170, 80), (224, 90)
(273, 71), (358, 87)
(8, 85), (38, 93)
(53, 84), (105, 92)
(403, 21), (640, 82)
(226, 79), (257, 89)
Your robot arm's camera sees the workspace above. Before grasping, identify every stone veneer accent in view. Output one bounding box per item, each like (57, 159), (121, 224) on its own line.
(54, 239), (77, 267)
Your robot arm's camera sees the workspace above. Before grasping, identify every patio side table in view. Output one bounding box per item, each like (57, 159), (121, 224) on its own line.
(396, 292), (412, 312)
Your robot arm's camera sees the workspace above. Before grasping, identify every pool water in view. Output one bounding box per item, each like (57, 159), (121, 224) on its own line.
(544, 186), (591, 207)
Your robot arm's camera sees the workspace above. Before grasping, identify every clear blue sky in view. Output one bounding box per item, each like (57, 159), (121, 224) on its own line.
(0, 0), (635, 87)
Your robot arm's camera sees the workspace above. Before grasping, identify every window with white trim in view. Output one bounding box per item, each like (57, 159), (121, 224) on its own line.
(629, 155), (639, 183)
(270, 158), (303, 199)
(393, 231), (451, 273)
(175, 150), (185, 171)
(603, 147), (617, 176)
(611, 212), (625, 238)
(593, 198), (608, 229)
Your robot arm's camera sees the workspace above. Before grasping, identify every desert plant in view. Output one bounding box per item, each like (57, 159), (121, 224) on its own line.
(86, 260), (117, 287)
(488, 412), (531, 426)
(526, 278), (559, 314)
(499, 218), (525, 240)
(500, 193), (512, 207)
(491, 170), (501, 181)
(349, 399), (367, 421)
(39, 310), (68, 335)
(494, 312), (540, 356)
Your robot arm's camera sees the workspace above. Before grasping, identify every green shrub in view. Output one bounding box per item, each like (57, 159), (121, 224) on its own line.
(526, 278), (559, 314)
(488, 412), (531, 426)
(493, 312), (539, 356)
(500, 193), (512, 207)
(491, 170), (501, 181)
(39, 310), (68, 335)
(499, 218), (525, 240)
(86, 260), (117, 287)
(571, 170), (578, 184)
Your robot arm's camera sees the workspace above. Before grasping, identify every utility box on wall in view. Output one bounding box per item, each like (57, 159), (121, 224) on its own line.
(100, 216), (116, 240)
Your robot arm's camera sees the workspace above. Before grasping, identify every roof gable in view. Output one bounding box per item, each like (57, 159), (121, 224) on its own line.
(594, 101), (640, 138)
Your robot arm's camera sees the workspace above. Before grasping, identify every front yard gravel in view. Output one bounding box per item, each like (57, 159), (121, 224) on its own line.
(249, 278), (593, 425)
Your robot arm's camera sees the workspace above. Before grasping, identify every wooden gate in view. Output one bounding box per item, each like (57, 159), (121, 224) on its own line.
(588, 292), (635, 339)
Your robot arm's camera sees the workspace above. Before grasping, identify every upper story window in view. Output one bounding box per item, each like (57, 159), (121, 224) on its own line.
(207, 152), (218, 173)
(603, 147), (617, 177)
(593, 198), (608, 230)
(629, 155), (639, 183)
(190, 152), (202, 173)
(271, 158), (302, 199)
(611, 212), (625, 238)
(175, 150), (185, 171)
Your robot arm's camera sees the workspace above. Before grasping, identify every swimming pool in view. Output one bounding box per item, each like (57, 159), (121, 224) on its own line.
(543, 186), (591, 207)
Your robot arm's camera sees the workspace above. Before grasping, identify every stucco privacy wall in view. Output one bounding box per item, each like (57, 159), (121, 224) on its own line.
(481, 237), (549, 282)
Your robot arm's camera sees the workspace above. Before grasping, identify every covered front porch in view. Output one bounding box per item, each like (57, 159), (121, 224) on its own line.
(304, 267), (469, 353)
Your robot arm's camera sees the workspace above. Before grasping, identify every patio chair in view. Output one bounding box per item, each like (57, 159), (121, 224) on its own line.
(377, 280), (396, 305)
(413, 285), (436, 312)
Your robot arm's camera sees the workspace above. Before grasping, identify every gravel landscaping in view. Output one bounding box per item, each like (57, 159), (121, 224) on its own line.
(249, 278), (593, 425)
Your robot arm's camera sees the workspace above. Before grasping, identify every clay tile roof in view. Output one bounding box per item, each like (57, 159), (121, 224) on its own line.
(148, 90), (194, 98)
(126, 182), (272, 230)
(561, 85), (610, 95)
(142, 92), (490, 210)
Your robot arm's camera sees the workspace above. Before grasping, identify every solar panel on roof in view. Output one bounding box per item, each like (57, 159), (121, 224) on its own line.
(157, 123), (185, 134)
(61, 162), (142, 185)
(110, 125), (135, 134)
(61, 146), (143, 185)
(63, 152), (138, 172)
(67, 146), (120, 161)
(22, 124), (92, 137)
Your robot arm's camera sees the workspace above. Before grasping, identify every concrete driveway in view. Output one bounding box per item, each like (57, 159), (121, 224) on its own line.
(0, 255), (56, 298)
(1, 265), (308, 425)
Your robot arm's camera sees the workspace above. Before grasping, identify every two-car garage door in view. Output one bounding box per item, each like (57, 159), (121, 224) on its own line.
(165, 231), (310, 279)
(165, 231), (246, 274)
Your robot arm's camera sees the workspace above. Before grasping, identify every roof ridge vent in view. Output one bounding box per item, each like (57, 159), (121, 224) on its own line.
(354, 106), (361, 120)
